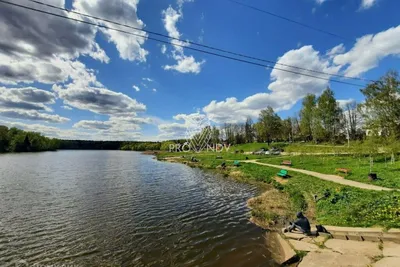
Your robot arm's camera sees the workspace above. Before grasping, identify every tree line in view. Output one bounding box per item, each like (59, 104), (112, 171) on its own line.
(1, 71), (398, 152)
(0, 126), (60, 152)
(193, 71), (400, 146)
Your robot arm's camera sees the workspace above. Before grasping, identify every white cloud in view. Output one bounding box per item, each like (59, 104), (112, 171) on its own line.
(73, 0), (148, 62)
(203, 46), (339, 123)
(161, 44), (167, 54)
(162, 6), (205, 74)
(326, 44), (346, 57)
(177, 0), (194, 9)
(133, 85), (140, 92)
(53, 83), (146, 116)
(203, 25), (400, 124)
(337, 98), (356, 109)
(74, 116), (151, 132)
(142, 78), (154, 82)
(360, 0), (377, 9)
(163, 55), (204, 74)
(62, 105), (73, 110)
(0, 87), (56, 112)
(0, 55), (100, 86)
(0, 109), (69, 123)
(73, 120), (114, 130)
(162, 7), (183, 48)
(315, 0), (326, 4)
(0, 120), (142, 141)
(0, 120), (91, 139)
(152, 88), (157, 92)
(333, 25), (400, 77)
(158, 112), (208, 139)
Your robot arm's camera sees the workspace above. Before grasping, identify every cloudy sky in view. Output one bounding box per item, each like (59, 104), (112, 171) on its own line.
(0, 0), (399, 140)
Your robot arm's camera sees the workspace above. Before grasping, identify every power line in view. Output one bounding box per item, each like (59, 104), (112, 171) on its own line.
(228, 0), (353, 42)
(22, 0), (373, 83)
(0, 0), (368, 88)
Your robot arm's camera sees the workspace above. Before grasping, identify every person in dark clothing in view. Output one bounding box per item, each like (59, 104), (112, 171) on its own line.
(284, 212), (311, 235)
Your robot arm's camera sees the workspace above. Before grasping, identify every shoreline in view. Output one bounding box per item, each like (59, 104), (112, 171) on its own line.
(155, 153), (400, 266)
(155, 154), (292, 230)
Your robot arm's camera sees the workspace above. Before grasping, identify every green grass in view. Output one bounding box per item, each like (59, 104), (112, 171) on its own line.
(284, 173), (400, 228)
(157, 151), (400, 228)
(231, 142), (287, 152)
(257, 154), (400, 189)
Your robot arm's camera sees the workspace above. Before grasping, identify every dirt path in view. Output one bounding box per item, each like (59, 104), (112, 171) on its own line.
(243, 160), (395, 191)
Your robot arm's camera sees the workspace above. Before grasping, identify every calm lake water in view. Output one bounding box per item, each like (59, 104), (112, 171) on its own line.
(0, 151), (276, 267)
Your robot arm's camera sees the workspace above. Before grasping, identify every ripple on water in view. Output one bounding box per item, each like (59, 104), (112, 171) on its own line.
(0, 151), (277, 267)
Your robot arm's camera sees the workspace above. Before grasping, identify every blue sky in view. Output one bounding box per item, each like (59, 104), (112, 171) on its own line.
(0, 0), (399, 140)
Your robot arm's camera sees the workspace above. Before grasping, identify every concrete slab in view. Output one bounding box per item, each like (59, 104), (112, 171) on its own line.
(289, 240), (319, 252)
(282, 231), (306, 240)
(325, 239), (381, 257)
(373, 257), (400, 267)
(383, 242), (400, 257)
(313, 235), (330, 245)
(382, 233), (400, 243)
(299, 251), (371, 267)
(267, 232), (297, 265)
(331, 233), (348, 240)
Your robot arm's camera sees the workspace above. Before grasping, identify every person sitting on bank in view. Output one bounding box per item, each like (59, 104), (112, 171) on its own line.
(284, 212), (311, 235)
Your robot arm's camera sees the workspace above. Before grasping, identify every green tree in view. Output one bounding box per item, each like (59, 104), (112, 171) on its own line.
(244, 117), (254, 143)
(316, 87), (342, 142)
(359, 71), (400, 139)
(0, 126), (9, 152)
(211, 126), (220, 144)
(258, 107), (282, 145)
(160, 141), (176, 151)
(282, 118), (293, 141)
(300, 94), (317, 141)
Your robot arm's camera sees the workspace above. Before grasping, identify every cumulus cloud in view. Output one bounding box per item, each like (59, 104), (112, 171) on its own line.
(73, 0), (148, 62)
(0, 87), (56, 112)
(0, 120), (142, 141)
(158, 112), (208, 139)
(177, 0), (194, 8)
(0, 0), (150, 140)
(62, 105), (73, 110)
(53, 83), (146, 116)
(73, 120), (114, 130)
(337, 98), (356, 109)
(0, 0), (146, 85)
(0, 120), (91, 139)
(163, 55), (204, 74)
(203, 25), (400, 124)
(133, 85), (140, 92)
(161, 44), (167, 54)
(333, 25), (400, 77)
(326, 44), (346, 57)
(152, 88), (157, 92)
(74, 115), (152, 132)
(203, 46), (339, 123)
(0, 109), (69, 123)
(360, 0), (377, 9)
(162, 5), (205, 74)
(0, 0), (107, 62)
(0, 52), (101, 86)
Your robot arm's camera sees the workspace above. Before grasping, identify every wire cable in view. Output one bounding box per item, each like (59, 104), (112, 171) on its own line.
(0, 0), (368, 88)
(22, 0), (373, 83)
(228, 0), (352, 42)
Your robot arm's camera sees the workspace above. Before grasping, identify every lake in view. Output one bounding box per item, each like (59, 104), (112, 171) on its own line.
(0, 151), (276, 266)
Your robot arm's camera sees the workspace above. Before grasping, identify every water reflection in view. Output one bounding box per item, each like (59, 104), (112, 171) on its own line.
(0, 151), (277, 266)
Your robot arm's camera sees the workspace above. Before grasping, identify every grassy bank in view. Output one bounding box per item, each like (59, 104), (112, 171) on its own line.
(257, 154), (400, 189)
(157, 151), (400, 229)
